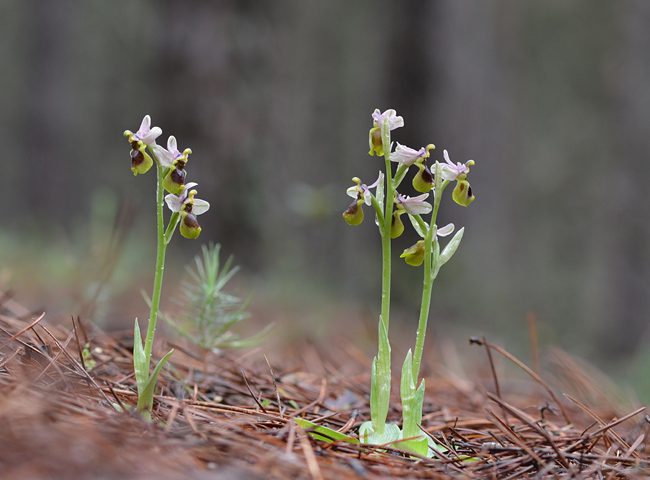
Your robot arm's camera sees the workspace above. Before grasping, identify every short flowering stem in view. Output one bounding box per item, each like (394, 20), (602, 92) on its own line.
(143, 162), (168, 364)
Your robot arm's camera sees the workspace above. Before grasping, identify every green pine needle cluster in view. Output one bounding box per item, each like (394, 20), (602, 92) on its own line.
(162, 243), (271, 350)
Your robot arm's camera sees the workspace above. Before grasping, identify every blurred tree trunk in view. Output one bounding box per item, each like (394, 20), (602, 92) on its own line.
(603, 1), (650, 357)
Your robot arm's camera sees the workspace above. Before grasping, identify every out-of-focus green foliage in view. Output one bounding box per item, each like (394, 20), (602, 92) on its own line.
(160, 243), (272, 350)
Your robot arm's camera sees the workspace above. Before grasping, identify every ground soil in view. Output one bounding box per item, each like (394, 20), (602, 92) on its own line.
(1, 295), (649, 479)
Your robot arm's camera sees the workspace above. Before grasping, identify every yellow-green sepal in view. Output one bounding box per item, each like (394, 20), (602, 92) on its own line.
(131, 142), (153, 175)
(400, 240), (425, 266)
(412, 161), (434, 193)
(452, 180), (474, 207)
(163, 167), (185, 194)
(343, 199), (364, 226)
(368, 126), (384, 156)
(390, 212), (405, 238)
(180, 211), (202, 239)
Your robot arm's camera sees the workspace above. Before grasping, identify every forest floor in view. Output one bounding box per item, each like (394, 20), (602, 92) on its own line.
(1, 293), (649, 480)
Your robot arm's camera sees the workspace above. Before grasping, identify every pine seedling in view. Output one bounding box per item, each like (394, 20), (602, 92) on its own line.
(161, 243), (271, 351)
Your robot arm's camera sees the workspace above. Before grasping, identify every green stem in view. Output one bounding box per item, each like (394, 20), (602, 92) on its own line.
(143, 163), (168, 363)
(411, 165), (447, 383)
(380, 126), (396, 333)
(380, 155), (393, 333)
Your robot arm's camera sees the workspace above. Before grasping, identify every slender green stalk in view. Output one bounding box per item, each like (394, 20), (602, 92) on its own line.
(380, 154), (394, 332)
(411, 165), (445, 382)
(143, 163), (168, 363)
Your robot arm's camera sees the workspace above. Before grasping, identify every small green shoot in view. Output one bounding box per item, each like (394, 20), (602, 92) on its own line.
(161, 243), (272, 351)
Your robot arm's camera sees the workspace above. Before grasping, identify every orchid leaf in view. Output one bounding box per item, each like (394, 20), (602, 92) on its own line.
(358, 421), (401, 445)
(438, 227), (464, 267)
(136, 348), (174, 414)
(132, 318), (149, 395)
(295, 418), (358, 443)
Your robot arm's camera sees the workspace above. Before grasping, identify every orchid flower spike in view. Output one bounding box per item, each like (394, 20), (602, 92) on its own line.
(123, 115), (163, 175)
(343, 171), (384, 226)
(369, 109), (404, 157)
(165, 182), (210, 239)
(154, 136), (193, 194)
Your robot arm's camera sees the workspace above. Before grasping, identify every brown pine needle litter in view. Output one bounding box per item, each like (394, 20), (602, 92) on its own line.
(1, 303), (650, 479)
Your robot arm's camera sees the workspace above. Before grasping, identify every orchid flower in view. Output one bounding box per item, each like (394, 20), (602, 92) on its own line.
(154, 136), (192, 194)
(153, 136), (192, 168)
(123, 115), (163, 175)
(369, 109), (404, 157)
(165, 182), (210, 239)
(394, 193), (432, 216)
(390, 144), (427, 167)
(440, 149), (474, 181)
(400, 223), (454, 267)
(343, 171), (384, 226)
(346, 171), (383, 206)
(440, 150), (476, 206)
(124, 115), (162, 146)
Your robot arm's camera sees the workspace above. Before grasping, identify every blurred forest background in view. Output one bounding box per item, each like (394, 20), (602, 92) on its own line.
(2, 1), (650, 385)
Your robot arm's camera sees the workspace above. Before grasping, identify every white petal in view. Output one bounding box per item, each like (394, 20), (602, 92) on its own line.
(153, 144), (173, 167)
(346, 186), (358, 199)
(443, 149), (453, 165)
(367, 171), (384, 189)
(140, 115), (151, 132)
(437, 223), (455, 237)
(140, 126), (162, 146)
(404, 203), (432, 215)
(192, 199), (210, 215)
(409, 193), (429, 203)
(165, 194), (182, 212)
(167, 136), (177, 153)
(440, 165), (458, 181)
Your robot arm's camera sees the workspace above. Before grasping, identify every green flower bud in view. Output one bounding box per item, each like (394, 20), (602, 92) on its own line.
(343, 198), (364, 226)
(180, 210), (202, 239)
(400, 240), (425, 266)
(163, 160), (186, 194)
(452, 180), (475, 207)
(130, 141), (153, 176)
(412, 160), (434, 193)
(391, 212), (404, 239)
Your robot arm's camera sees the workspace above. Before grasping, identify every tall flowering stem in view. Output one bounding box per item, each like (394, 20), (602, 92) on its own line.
(344, 109), (475, 451)
(125, 115), (208, 420)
